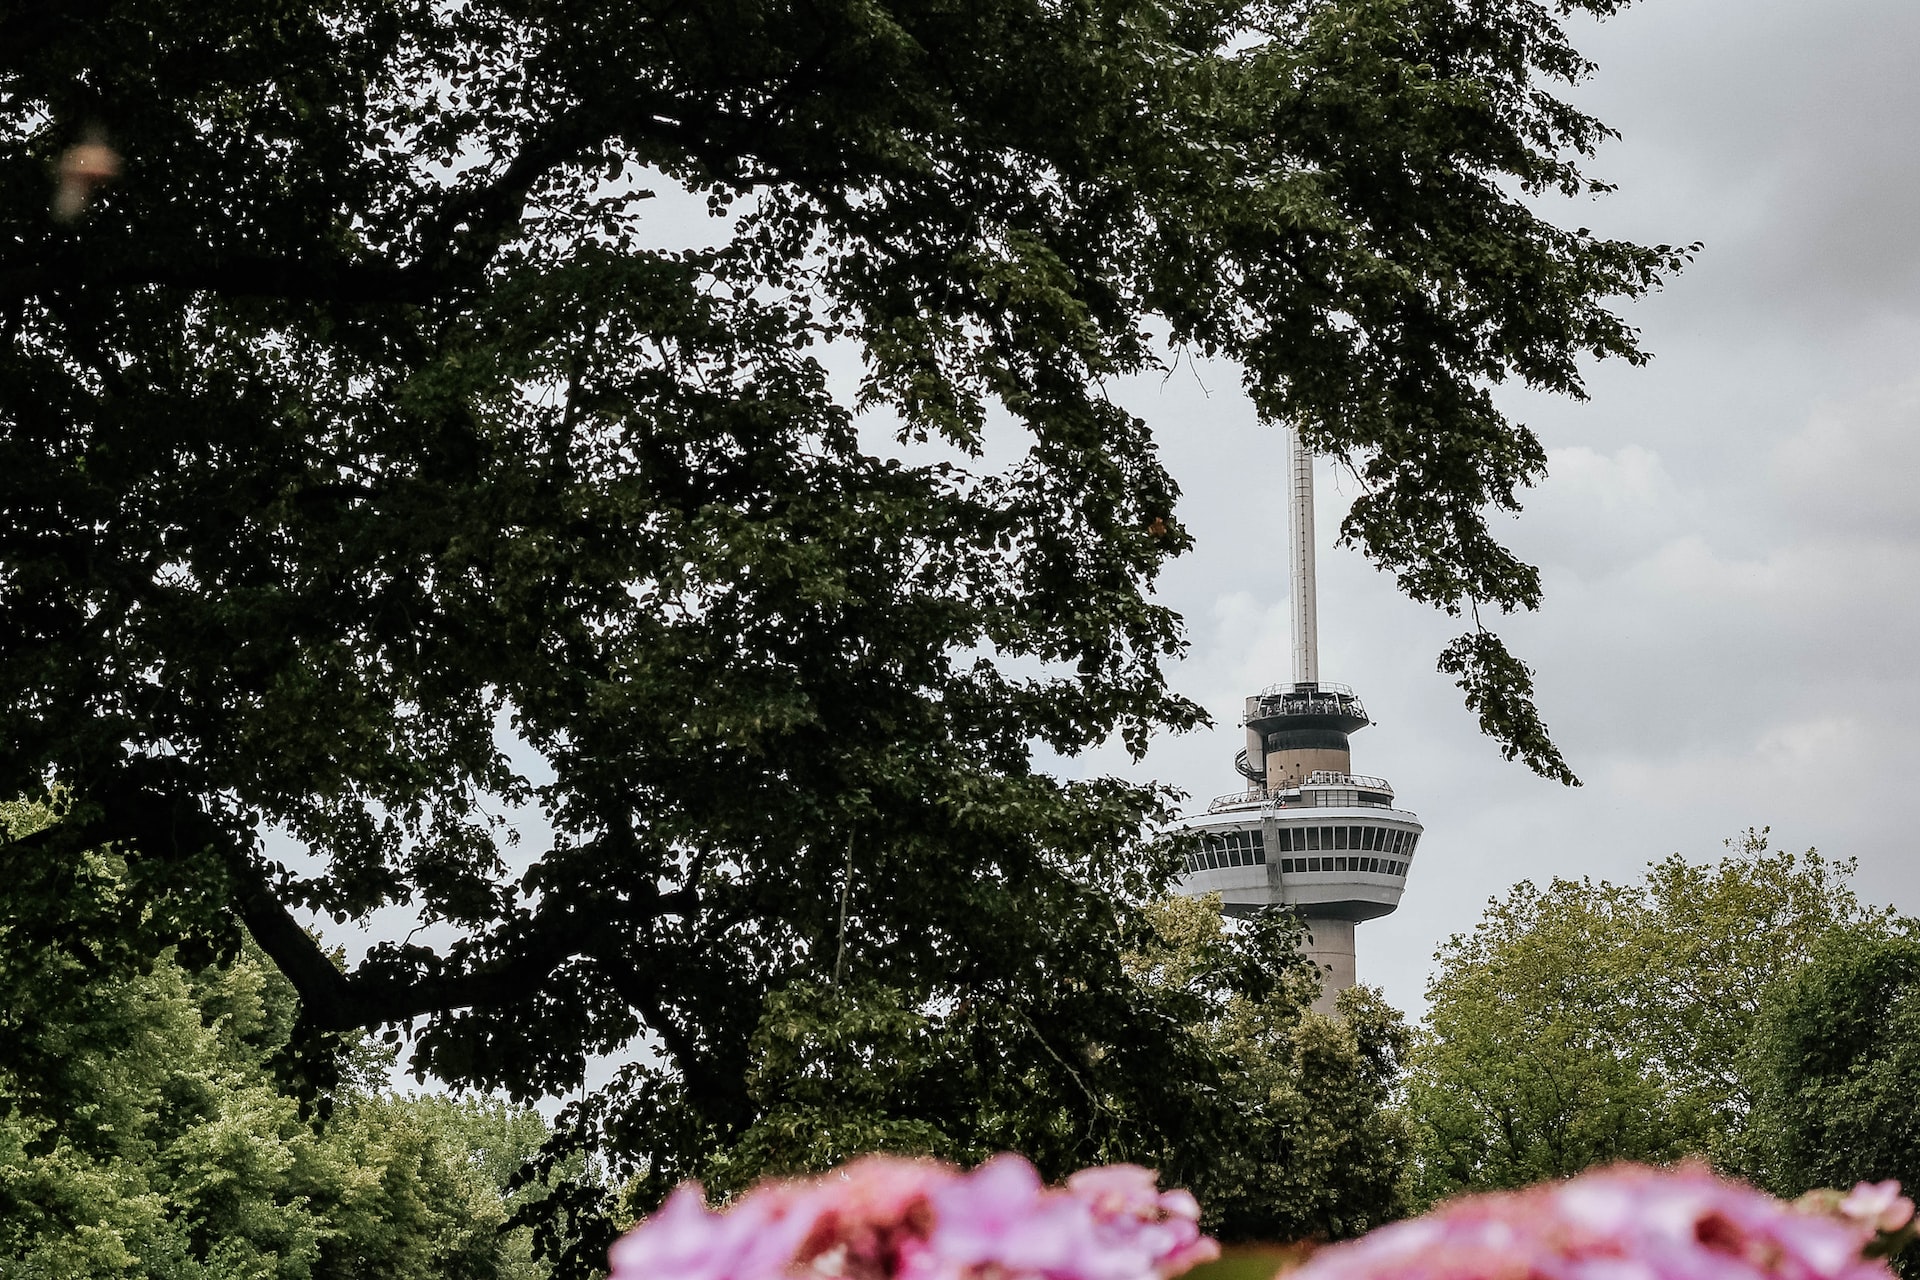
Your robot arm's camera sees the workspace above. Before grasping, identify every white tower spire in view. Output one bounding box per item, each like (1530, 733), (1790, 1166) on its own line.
(1289, 427), (1318, 686)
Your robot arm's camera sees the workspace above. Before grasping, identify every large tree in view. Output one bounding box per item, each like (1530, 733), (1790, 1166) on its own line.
(3, 0), (1677, 1262)
(1125, 897), (1412, 1242)
(671, 895), (1407, 1242)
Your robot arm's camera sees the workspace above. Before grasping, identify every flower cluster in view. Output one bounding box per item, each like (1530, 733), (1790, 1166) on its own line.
(1794, 1180), (1919, 1263)
(1836, 1180), (1917, 1237)
(608, 1155), (1218, 1280)
(1289, 1163), (1899, 1280)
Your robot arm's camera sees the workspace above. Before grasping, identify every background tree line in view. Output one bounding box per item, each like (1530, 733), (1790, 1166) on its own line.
(23, 797), (1920, 1278)
(0, 797), (557, 1279)
(4, 796), (1412, 1276)
(1404, 830), (1920, 1219)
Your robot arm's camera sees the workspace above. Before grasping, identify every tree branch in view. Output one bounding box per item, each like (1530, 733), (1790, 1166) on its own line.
(78, 764), (635, 1034)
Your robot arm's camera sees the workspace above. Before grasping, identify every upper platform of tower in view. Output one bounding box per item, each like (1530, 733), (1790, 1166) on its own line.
(1184, 682), (1420, 924)
(1244, 680), (1370, 737)
(1238, 679), (1374, 791)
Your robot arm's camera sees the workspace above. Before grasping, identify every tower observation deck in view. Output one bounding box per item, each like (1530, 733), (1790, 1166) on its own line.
(1172, 432), (1422, 1013)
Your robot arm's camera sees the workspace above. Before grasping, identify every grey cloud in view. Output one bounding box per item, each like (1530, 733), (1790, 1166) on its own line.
(1568, 0), (1920, 328)
(1772, 379), (1920, 538)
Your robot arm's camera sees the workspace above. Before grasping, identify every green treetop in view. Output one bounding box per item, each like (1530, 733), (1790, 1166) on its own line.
(1407, 833), (1897, 1206)
(682, 894), (1409, 1244)
(0, 797), (553, 1280)
(1125, 896), (1412, 1242)
(1745, 926), (1920, 1209)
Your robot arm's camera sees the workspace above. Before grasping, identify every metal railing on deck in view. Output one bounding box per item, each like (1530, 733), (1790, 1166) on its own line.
(1305, 770), (1392, 792)
(1207, 793), (1404, 814)
(1257, 680), (1356, 698)
(1243, 685), (1369, 726)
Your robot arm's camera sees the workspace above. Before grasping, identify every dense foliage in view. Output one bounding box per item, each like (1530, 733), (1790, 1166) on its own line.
(1126, 897), (1410, 1242)
(0, 801), (553, 1279)
(1407, 834), (1899, 1206)
(640, 895), (1407, 1243)
(1747, 929), (1920, 1207)
(2, 0), (1678, 1266)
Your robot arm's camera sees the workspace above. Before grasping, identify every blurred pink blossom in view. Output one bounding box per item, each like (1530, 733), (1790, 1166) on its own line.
(52, 131), (120, 222)
(1067, 1164), (1216, 1280)
(1839, 1181), (1916, 1236)
(609, 1182), (819, 1280)
(1286, 1163), (1895, 1280)
(607, 1154), (1217, 1280)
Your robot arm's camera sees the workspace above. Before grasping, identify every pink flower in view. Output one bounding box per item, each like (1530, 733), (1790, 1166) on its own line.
(907, 1155), (1097, 1280)
(1286, 1164), (1893, 1280)
(1068, 1166), (1169, 1221)
(606, 1156), (1217, 1280)
(608, 1183), (818, 1280)
(1840, 1182), (1916, 1235)
(1067, 1164), (1218, 1280)
(796, 1156), (948, 1280)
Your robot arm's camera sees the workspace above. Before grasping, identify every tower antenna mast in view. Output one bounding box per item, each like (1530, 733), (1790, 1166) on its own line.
(1289, 427), (1318, 686)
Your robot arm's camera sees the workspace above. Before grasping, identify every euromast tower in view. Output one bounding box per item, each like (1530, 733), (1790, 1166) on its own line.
(1172, 432), (1423, 1013)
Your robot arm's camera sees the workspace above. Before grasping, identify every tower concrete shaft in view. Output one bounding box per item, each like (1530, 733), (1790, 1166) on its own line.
(1298, 917), (1356, 1012)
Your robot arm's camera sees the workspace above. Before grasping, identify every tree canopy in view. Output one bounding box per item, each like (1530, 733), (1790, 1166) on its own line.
(1406, 834), (1896, 1205)
(1126, 897), (1411, 1242)
(0, 800), (553, 1280)
(1746, 927), (1920, 1208)
(675, 895), (1408, 1245)
(3, 0), (1677, 1264)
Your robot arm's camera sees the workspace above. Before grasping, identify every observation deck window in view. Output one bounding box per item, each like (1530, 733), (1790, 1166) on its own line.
(1274, 821), (1414, 858)
(1278, 856), (1409, 877)
(1203, 821), (1414, 879)
(1181, 828), (1269, 876)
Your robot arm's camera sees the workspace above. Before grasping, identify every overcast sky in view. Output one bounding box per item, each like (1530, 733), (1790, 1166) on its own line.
(1069, 0), (1920, 1015)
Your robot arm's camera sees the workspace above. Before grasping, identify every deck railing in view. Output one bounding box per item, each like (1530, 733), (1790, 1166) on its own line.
(1305, 770), (1392, 792)
(1206, 781), (1402, 814)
